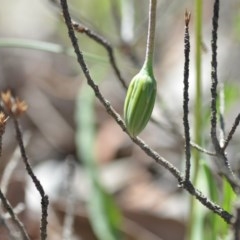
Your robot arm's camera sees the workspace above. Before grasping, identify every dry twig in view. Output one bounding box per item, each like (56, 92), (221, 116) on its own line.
(210, 0), (240, 192)
(183, 10), (191, 182)
(0, 189), (30, 240)
(12, 117), (49, 240)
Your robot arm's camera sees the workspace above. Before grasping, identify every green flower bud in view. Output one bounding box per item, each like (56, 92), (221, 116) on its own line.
(124, 66), (156, 137)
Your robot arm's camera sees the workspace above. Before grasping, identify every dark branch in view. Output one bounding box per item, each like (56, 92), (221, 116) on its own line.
(183, 180), (233, 223)
(209, 0), (239, 192)
(210, 0), (219, 147)
(183, 11), (191, 182)
(71, 20), (128, 90)
(12, 117), (49, 240)
(0, 188), (30, 240)
(223, 113), (240, 151)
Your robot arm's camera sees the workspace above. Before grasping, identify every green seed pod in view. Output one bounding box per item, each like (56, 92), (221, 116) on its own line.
(124, 66), (156, 137)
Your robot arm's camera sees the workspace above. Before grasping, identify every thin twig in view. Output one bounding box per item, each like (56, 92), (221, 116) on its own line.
(223, 113), (240, 151)
(12, 117), (49, 240)
(60, 0), (234, 224)
(3, 203), (25, 220)
(210, 0), (219, 147)
(210, 0), (239, 191)
(183, 11), (191, 182)
(72, 20), (127, 90)
(190, 141), (216, 156)
(0, 188), (30, 240)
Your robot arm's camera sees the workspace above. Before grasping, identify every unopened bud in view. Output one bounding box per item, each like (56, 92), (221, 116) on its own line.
(124, 67), (156, 137)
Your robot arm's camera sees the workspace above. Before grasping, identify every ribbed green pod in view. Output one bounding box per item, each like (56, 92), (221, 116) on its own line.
(124, 66), (156, 137)
(124, 0), (157, 137)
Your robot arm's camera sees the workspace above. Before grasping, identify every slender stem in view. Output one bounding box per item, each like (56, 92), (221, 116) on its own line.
(183, 11), (191, 182)
(223, 113), (240, 151)
(0, 189), (30, 240)
(210, 0), (219, 146)
(187, 0), (203, 239)
(209, 0), (237, 190)
(72, 21), (127, 89)
(144, 0), (157, 72)
(13, 117), (49, 240)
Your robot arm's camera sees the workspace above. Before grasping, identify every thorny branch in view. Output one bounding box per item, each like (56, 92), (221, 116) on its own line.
(60, 0), (233, 224)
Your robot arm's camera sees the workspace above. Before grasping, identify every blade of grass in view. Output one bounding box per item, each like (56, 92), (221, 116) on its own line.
(187, 0), (203, 239)
(203, 162), (218, 240)
(75, 66), (122, 240)
(190, 161), (209, 240)
(0, 38), (107, 63)
(221, 177), (236, 237)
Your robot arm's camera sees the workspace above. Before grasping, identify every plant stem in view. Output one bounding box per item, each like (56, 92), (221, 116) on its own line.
(144, 0), (157, 73)
(187, 0), (203, 239)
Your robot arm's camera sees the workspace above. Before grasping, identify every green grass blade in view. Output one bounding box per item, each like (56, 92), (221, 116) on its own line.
(75, 78), (122, 240)
(0, 38), (107, 62)
(203, 162), (218, 240)
(220, 177), (236, 238)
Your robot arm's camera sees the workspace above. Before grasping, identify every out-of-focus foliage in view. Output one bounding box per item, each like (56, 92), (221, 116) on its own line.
(75, 66), (122, 240)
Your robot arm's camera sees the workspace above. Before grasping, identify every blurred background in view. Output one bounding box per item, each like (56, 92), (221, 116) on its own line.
(0, 0), (240, 239)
